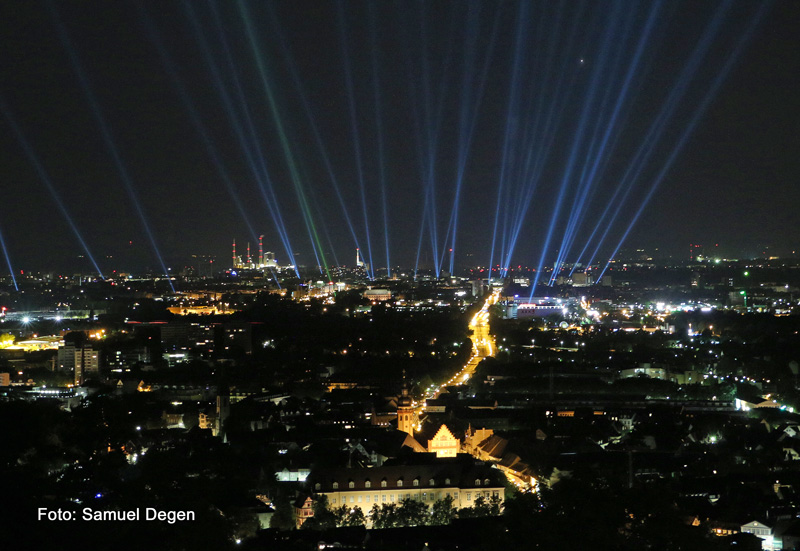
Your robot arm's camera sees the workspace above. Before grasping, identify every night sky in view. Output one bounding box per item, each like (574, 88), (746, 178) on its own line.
(0, 0), (797, 275)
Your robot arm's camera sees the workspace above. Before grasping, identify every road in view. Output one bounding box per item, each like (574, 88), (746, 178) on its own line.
(426, 290), (500, 401)
(418, 289), (538, 493)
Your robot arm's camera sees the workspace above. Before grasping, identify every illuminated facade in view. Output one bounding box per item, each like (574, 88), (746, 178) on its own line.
(397, 385), (415, 435)
(310, 458), (505, 518)
(428, 424), (459, 458)
(363, 288), (392, 302)
(74, 345), (99, 385)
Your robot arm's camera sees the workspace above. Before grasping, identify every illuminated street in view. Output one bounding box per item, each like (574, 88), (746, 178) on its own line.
(0, 1), (795, 548)
(428, 289), (500, 400)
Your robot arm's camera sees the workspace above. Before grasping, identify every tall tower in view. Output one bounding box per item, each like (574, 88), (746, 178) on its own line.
(215, 394), (230, 439)
(356, 248), (364, 268)
(397, 372), (415, 435)
(258, 235), (264, 267)
(232, 239), (237, 269)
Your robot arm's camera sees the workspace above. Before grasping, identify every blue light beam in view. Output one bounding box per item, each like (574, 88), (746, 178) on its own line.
(337, 1), (375, 279)
(0, 96), (105, 277)
(597, 1), (771, 282)
(0, 224), (18, 291)
(51, 2), (174, 291)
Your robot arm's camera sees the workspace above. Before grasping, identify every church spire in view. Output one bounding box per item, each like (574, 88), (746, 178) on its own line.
(397, 369), (414, 434)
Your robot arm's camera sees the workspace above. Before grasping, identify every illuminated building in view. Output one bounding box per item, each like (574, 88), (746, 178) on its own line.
(427, 424), (459, 458)
(355, 248), (368, 271)
(294, 496), (313, 528)
(363, 288), (391, 302)
(232, 236), (278, 270)
(57, 343), (77, 372)
(198, 409), (215, 430)
(74, 345), (99, 385)
(397, 381), (415, 435)
(310, 457), (505, 519)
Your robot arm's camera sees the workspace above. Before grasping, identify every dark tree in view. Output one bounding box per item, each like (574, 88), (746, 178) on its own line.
(430, 495), (456, 525)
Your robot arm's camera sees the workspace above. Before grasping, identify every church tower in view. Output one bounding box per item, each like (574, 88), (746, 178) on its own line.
(397, 372), (415, 435)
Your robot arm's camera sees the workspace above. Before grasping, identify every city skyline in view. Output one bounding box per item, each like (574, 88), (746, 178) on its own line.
(0, 1), (797, 276)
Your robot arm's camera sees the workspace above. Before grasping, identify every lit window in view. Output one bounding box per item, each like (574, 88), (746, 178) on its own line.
(333, 482), (338, 489)
(413, 479), (419, 487)
(365, 480), (371, 488)
(475, 479), (480, 486)
(315, 483), (321, 490)
(429, 479), (435, 485)
(467, 493), (471, 501)
(381, 480), (387, 488)
(397, 479), (403, 487)
(382, 495), (386, 502)
(349, 481), (354, 489)
(445, 478), (451, 485)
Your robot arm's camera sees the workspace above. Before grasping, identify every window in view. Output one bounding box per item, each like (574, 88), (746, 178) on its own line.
(454, 493), (458, 500)
(475, 479), (480, 486)
(467, 493), (472, 501)
(390, 494), (395, 502)
(429, 478), (435, 486)
(366, 495), (370, 503)
(358, 496), (362, 503)
(422, 493), (427, 501)
(375, 494), (379, 502)
(315, 483), (321, 490)
(484, 479), (490, 486)
(365, 480), (371, 489)
(350, 497), (354, 503)
(445, 478), (451, 485)
(381, 480), (387, 488)
(333, 482), (339, 489)
(382, 495), (386, 502)
(349, 481), (355, 489)
(397, 479), (403, 487)
(413, 479), (419, 487)
(332, 498), (337, 504)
